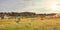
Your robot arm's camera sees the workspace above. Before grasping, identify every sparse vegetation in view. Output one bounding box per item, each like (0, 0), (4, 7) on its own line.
(0, 17), (60, 30)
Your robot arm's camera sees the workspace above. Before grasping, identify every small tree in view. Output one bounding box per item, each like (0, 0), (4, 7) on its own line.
(15, 17), (20, 30)
(15, 17), (20, 24)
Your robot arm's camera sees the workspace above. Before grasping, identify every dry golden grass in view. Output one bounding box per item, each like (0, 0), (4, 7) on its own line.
(0, 17), (60, 30)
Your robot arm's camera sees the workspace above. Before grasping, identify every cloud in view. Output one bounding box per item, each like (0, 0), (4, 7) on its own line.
(0, 0), (33, 12)
(0, 0), (60, 13)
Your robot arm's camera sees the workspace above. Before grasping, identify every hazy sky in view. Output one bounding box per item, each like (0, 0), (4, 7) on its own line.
(0, 0), (60, 14)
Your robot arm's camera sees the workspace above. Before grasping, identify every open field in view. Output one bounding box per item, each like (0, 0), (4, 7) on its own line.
(0, 17), (60, 30)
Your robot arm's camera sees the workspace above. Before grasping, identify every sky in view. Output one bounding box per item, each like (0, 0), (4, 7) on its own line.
(0, 0), (60, 14)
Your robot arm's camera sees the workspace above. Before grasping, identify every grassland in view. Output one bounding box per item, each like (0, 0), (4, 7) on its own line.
(0, 17), (60, 30)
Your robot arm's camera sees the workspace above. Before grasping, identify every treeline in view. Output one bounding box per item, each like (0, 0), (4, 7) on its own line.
(0, 12), (56, 17)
